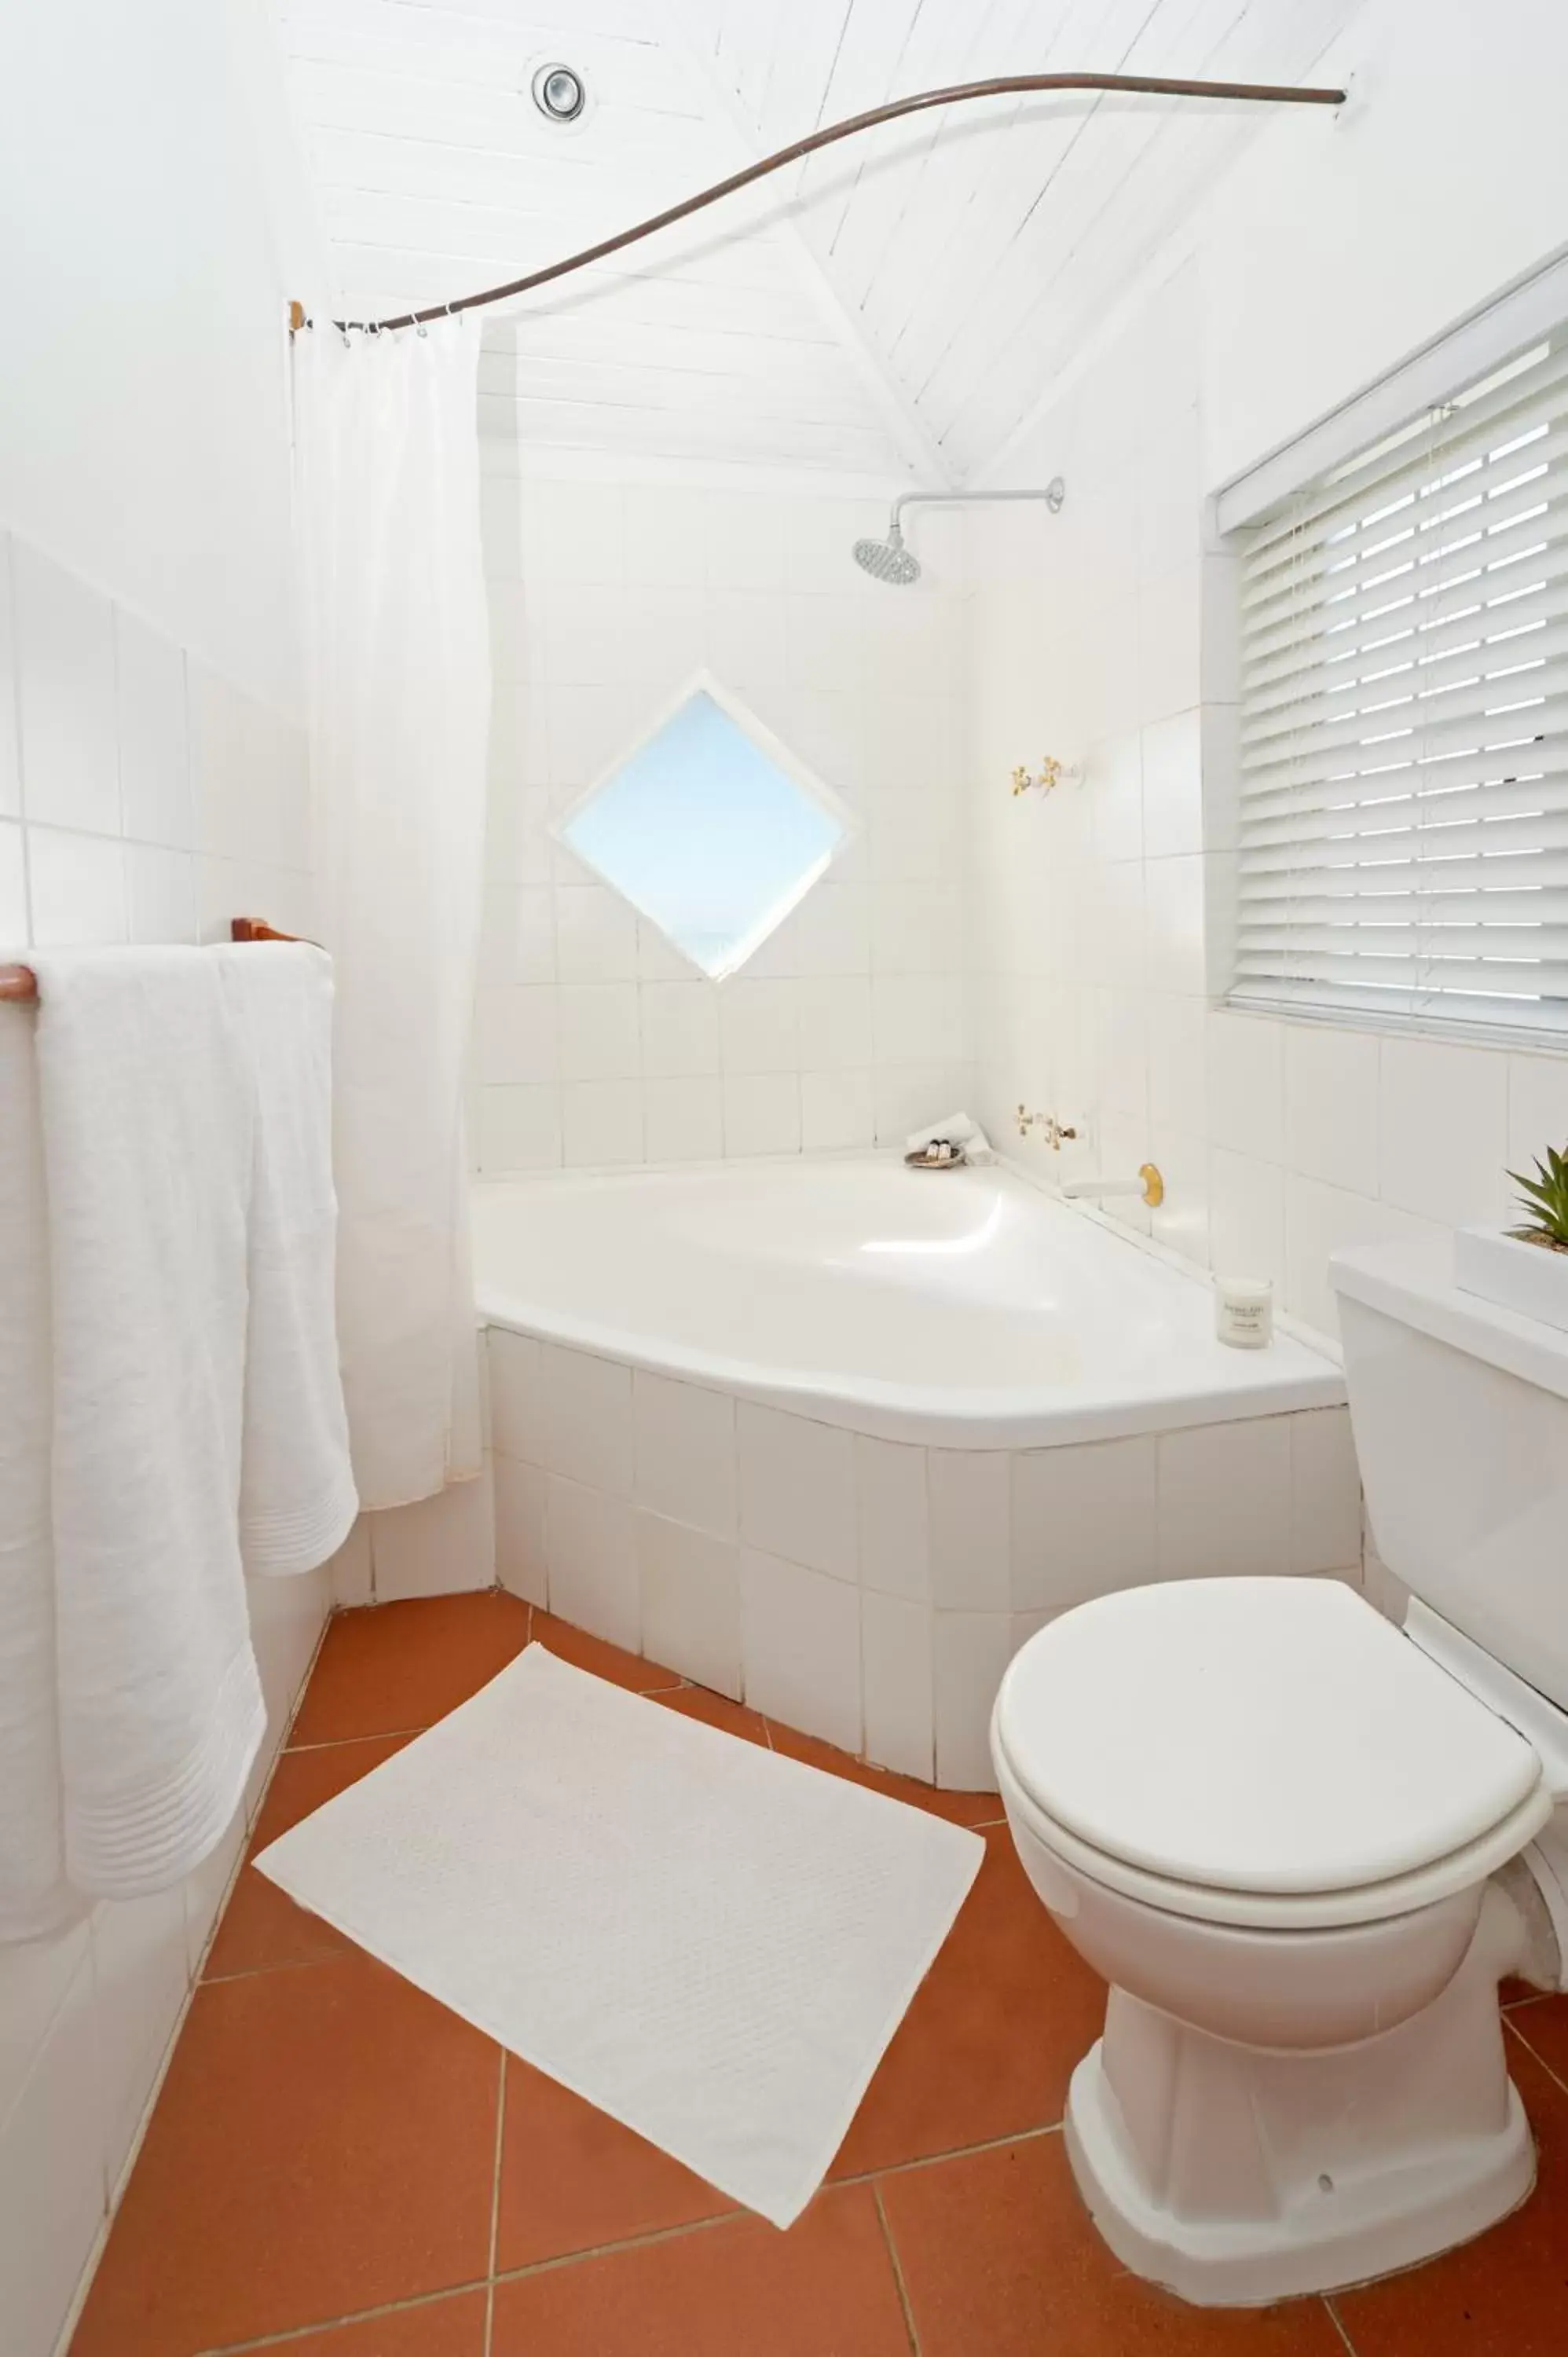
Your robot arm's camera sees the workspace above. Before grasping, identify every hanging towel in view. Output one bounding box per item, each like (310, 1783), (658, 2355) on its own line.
(0, 1007), (75, 1940)
(218, 944), (357, 1578)
(27, 948), (265, 1902)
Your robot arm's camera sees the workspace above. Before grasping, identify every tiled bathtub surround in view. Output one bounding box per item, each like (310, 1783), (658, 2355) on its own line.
(488, 1327), (1361, 1790)
(473, 466), (971, 1175)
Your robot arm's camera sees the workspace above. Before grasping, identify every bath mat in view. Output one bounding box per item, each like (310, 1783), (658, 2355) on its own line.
(255, 1644), (983, 2226)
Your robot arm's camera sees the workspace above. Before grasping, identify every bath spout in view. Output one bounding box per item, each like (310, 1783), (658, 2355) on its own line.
(1061, 1164), (1164, 1209)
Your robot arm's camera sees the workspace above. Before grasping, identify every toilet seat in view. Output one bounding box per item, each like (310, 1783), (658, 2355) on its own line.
(994, 1577), (1553, 1932)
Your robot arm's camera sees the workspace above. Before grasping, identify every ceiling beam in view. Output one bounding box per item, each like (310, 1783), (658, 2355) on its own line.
(657, 0), (958, 489)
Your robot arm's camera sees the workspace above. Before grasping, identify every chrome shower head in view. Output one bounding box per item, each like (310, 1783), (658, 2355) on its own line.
(852, 520), (921, 587)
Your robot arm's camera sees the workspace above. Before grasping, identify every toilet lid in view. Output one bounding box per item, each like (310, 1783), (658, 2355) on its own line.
(994, 1578), (1543, 1898)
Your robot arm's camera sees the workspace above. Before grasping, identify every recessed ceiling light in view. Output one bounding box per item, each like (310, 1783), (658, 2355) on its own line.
(532, 62), (586, 123)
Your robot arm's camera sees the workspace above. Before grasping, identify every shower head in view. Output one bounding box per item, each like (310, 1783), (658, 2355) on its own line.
(852, 520), (921, 587)
(851, 479), (1065, 587)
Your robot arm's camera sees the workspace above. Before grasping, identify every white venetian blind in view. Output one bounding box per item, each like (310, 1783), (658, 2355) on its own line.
(1233, 331), (1568, 1039)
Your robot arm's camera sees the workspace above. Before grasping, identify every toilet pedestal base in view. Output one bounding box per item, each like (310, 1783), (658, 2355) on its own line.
(1064, 1968), (1537, 2306)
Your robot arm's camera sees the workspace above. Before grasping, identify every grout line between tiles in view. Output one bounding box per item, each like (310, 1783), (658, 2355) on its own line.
(200, 1952), (345, 1989)
(1324, 2293), (1361, 2354)
(491, 2205), (740, 2286)
(285, 1725), (434, 1753)
(483, 2047), (507, 2355)
(1506, 2007), (1568, 2098)
(191, 2277), (491, 2354)
(873, 2180), (922, 2356)
(840, 2117), (1064, 2189)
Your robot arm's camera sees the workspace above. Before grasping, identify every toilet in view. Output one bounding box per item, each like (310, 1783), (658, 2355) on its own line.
(992, 1235), (1568, 2305)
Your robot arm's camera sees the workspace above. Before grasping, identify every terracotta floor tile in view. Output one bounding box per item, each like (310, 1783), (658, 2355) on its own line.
(1508, 1992), (1568, 2087)
(880, 2132), (1346, 2357)
(205, 1734), (412, 1978)
(291, 1591), (532, 1744)
(653, 1683), (771, 1743)
(1336, 2039), (1568, 2356)
(491, 2183), (910, 2357)
(496, 2056), (735, 2269)
(68, 1956), (498, 2357)
(830, 1824), (1105, 2178)
(765, 1719), (1005, 1825)
(262, 2289), (489, 2355)
(529, 1607), (682, 1692)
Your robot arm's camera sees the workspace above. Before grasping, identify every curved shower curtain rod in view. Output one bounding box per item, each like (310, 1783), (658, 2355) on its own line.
(288, 70), (1346, 337)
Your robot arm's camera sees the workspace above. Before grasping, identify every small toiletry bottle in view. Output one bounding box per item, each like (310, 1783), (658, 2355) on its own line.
(1214, 1275), (1273, 1349)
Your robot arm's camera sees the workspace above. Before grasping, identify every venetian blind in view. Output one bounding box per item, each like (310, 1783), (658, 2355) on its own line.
(1232, 332), (1568, 1039)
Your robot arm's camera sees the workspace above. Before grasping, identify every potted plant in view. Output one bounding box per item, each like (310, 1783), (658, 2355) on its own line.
(1454, 1144), (1568, 1335)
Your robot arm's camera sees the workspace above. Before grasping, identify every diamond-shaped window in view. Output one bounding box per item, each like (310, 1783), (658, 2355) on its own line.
(555, 674), (854, 980)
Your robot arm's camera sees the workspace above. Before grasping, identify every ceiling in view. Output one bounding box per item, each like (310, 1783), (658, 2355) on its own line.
(273, 0), (1365, 483)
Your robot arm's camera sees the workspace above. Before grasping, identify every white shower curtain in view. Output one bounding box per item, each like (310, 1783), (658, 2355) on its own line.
(294, 317), (489, 1510)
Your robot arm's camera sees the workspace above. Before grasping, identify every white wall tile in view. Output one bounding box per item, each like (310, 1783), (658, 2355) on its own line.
(1507, 1053), (1568, 1171)
(738, 1402), (856, 1578)
(0, 1952), (104, 2357)
(801, 1067), (874, 1152)
(0, 816), (28, 940)
(1285, 1174), (1446, 1339)
(478, 885), (555, 986)
(0, 1917), (90, 2127)
(638, 1511), (741, 1697)
(643, 1074), (724, 1163)
(123, 842), (196, 944)
(928, 1448), (1010, 1610)
(720, 978), (799, 1073)
(740, 1549), (862, 1751)
(723, 1071), (800, 1157)
(558, 982), (639, 1081)
(475, 986), (558, 1086)
(27, 827), (126, 945)
(541, 1342), (633, 1494)
(90, 1886), (189, 2195)
(13, 541), (119, 835)
(1284, 1022), (1379, 1197)
(368, 1468), (495, 1600)
(489, 1328), (544, 1462)
(1290, 1407), (1363, 1574)
(1156, 1416), (1292, 1582)
(855, 1435), (929, 1600)
(1208, 1147), (1285, 1288)
(328, 1516), (373, 1609)
(932, 1611), (1013, 1791)
(634, 1372), (736, 1537)
(545, 1474), (639, 1649)
(640, 980), (720, 1077)
(0, 538), (20, 819)
(1141, 709), (1203, 860)
(478, 1083), (562, 1175)
(861, 1590), (933, 1780)
(115, 610), (192, 849)
(562, 1079), (644, 1166)
(1011, 1437), (1158, 1611)
(555, 883), (639, 981)
(1207, 1011), (1284, 1163)
(1379, 1036), (1511, 1228)
(493, 1451), (548, 1605)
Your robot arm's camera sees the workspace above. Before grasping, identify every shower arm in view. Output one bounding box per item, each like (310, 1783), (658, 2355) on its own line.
(889, 486), (1064, 537)
(286, 72), (1346, 337)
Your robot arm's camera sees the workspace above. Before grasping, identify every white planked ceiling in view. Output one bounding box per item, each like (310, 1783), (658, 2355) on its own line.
(273, 0), (1365, 482)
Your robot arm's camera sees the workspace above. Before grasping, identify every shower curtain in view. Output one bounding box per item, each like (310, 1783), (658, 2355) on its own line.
(294, 316), (489, 1510)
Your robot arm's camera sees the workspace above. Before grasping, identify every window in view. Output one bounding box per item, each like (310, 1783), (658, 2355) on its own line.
(1228, 325), (1568, 1042)
(555, 675), (852, 980)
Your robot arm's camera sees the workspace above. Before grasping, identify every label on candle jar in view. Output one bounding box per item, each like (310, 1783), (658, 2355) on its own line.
(1215, 1276), (1273, 1349)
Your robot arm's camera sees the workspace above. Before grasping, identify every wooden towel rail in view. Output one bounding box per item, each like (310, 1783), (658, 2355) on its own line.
(0, 918), (302, 1006)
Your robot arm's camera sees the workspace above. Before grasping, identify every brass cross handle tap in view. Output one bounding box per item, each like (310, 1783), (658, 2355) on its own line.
(1010, 756), (1079, 797)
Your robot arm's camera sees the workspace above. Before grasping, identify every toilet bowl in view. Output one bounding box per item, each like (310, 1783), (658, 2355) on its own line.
(992, 1235), (1568, 2306)
(992, 1577), (1565, 2304)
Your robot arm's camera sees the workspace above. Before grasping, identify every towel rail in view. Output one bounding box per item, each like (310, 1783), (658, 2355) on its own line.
(0, 918), (302, 1006)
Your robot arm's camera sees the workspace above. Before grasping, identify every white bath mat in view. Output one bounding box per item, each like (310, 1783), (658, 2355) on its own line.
(255, 1644), (983, 2226)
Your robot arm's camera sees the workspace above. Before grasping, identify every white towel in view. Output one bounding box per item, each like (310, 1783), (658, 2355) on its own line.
(0, 1009), (75, 1939)
(218, 944), (357, 1577)
(27, 948), (265, 1901)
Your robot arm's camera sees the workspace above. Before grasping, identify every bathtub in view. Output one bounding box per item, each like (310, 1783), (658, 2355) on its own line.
(473, 1157), (1361, 1787)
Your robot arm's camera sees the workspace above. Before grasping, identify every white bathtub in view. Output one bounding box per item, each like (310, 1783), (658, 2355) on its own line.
(473, 1157), (1361, 1787)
